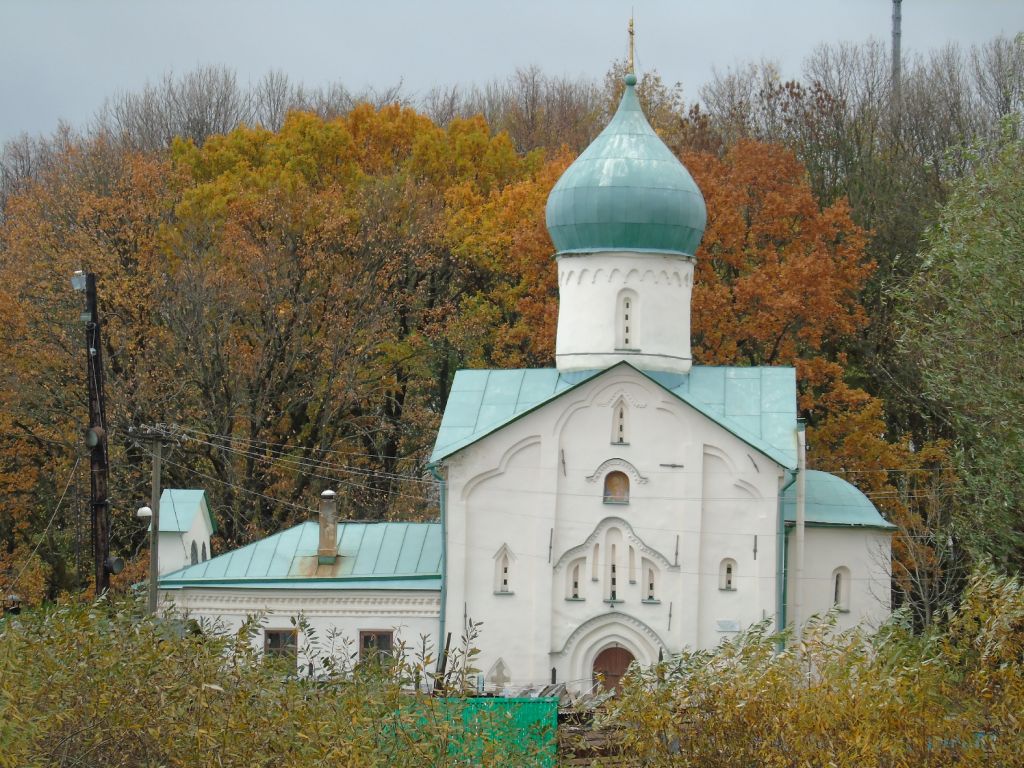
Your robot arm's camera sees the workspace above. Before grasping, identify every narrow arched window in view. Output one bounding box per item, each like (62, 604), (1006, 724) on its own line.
(609, 544), (618, 601)
(832, 566), (851, 611)
(201, 542), (208, 562)
(566, 559), (584, 600)
(611, 398), (629, 444)
(719, 558), (737, 591)
(647, 567), (656, 600)
(190, 540), (199, 565)
(603, 471), (630, 504)
(494, 546), (515, 594)
(616, 290), (639, 350)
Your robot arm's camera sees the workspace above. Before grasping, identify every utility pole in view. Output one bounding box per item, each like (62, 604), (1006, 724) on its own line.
(72, 271), (121, 594)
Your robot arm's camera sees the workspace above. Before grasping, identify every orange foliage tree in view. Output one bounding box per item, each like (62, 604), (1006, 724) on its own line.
(0, 105), (956, 619)
(686, 139), (959, 624)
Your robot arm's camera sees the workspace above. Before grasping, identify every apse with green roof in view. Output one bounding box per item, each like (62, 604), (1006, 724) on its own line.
(550, 72), (707, 375)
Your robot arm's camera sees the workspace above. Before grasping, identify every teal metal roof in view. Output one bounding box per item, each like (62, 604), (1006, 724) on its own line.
(152, 489), (217, 534)
(159, 521), (442, 590)
(545, 73), (707, 257)
(783, 470), (895, 529)
(430, 362), (798, 469)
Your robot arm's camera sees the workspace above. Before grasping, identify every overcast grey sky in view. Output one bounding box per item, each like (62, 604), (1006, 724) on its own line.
(1, 0), (1021, 144)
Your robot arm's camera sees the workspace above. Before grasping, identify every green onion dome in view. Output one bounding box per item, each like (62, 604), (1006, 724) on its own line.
(545, 73), (707, 257)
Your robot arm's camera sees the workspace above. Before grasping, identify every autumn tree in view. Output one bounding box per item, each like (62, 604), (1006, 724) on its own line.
(898, 126), (1024, 573)
(684, 139), (960, 624)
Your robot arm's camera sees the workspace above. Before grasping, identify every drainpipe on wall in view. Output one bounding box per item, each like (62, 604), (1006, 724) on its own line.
(428, 462), (447, 681)
(792, 424), (807, 646)
(776, 470), (797, 635)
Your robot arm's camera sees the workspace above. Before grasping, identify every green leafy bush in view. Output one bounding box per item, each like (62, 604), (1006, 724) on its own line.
(601, 569), (1024, 767)
(0, 600), (551, 767)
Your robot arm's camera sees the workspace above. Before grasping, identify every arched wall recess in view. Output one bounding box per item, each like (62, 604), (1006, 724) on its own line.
(702, 444), (739, 475)
(733, 478), (763, 500)
(554, 611), (668, 658)
(595, 385), (648, 409)
(461, 435), (542, 500)
(553, 516), (675, 574)
(585, 458), (648, 485)
(552, 377), (648, 437)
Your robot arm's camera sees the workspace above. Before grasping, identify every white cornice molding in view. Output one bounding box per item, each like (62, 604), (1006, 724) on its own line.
(162, 590), (440, 619)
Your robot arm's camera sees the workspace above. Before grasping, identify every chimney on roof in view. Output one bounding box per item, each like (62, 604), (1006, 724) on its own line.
(317, 489), (338, 565)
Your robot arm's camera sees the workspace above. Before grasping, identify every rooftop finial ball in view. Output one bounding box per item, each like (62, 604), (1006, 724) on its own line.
(625, 73), (637, 86)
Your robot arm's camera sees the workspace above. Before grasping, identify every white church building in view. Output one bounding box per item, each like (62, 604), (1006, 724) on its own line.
(157, 71), (894, 692)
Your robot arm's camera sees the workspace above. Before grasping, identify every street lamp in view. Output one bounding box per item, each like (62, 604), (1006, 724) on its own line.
(138, 504), (158, 613)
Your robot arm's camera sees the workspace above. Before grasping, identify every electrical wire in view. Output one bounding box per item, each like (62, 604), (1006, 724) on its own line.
(152, 425), (435, 486)
(149, 422), (959, 483)
(7, 456), (82, 593)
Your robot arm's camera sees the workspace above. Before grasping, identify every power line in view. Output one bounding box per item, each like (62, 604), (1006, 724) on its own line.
(151, 424), (435, 486)
(7, 456), (82, 593)
(150, 422), (960, 482)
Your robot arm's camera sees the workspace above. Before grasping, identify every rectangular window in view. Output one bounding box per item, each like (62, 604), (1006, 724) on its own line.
(264, 629), (298, 661)
(359, 630), (394, 661)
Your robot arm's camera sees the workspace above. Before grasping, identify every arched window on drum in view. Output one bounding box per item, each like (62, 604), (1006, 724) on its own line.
(616, 289), (639, 350)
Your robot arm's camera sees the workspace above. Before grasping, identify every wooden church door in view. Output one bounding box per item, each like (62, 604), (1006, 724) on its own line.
(593, 646), (635, 692)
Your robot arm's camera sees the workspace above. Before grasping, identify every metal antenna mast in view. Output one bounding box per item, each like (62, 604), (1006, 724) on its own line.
(891, 0), (903, 105)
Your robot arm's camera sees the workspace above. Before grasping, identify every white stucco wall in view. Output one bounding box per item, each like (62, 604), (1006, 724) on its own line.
(555, 252), (695, 374)
(785, 526), (892, 633)
(160, 587), (441, 671)
(442, 367), (789, 691)
(158, 506), (214, 576)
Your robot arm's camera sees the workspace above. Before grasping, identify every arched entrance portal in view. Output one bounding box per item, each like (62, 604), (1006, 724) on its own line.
(592, 646), (635, 692)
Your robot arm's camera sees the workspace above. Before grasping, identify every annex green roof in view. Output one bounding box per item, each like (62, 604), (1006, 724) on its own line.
(430, 362), (798, 469)
(783, 470), (895, 529)
(159, 521), (442, 590)
(545, 73), (707, 257)
(151, 488), (217, 534)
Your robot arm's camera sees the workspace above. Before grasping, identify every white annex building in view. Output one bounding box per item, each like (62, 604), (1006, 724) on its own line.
(157, 72), (894, 692)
